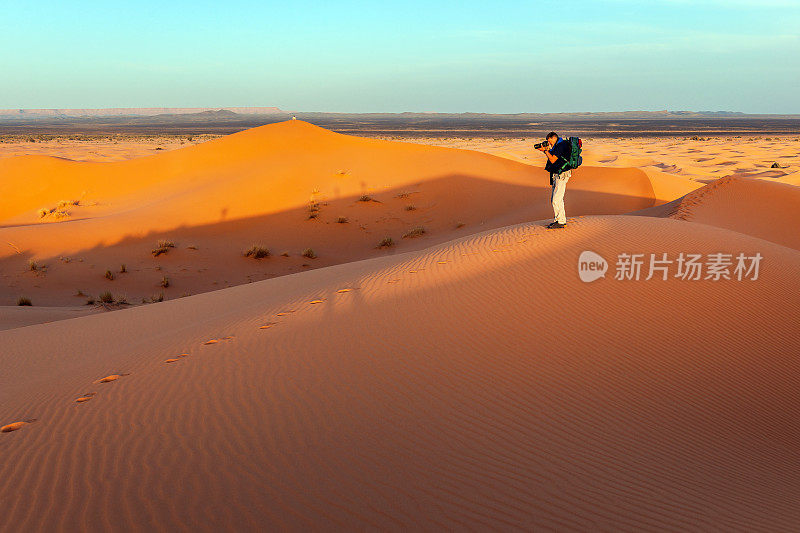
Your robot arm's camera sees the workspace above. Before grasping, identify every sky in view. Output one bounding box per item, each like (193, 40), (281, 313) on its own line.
(1, 0), (798, 113)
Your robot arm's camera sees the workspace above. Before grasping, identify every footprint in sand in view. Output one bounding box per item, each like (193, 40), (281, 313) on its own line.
(276, 311), (294, 316)
(94, 374), (129, 384)
(205, 337), (233, 345)
(1, 419), (38, 433)
(75, 392), (96, 403)
(336, 288), (351, 293)
(309, 299), (324, 304)
(436, 261), (448, 264)
(259, 322), (277, 329)
(164, 354), (189, 363)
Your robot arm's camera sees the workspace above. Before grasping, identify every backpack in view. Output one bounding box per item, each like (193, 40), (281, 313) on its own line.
(557, 137), (583, 173)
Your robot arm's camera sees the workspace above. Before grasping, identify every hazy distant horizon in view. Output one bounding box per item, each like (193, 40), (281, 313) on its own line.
(2, 107), (799, 118)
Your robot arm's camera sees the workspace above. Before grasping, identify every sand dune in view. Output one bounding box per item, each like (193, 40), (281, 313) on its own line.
(1, 214), (799, 531)
(1, 121), (657, 308)
(2, 123), (800, 530)
(635, 176), (800, 250)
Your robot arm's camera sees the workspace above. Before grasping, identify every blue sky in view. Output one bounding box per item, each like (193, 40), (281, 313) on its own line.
(1, 0), (798, 113)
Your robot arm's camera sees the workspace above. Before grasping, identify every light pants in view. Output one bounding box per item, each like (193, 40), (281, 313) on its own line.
(550, 170), (571, 224)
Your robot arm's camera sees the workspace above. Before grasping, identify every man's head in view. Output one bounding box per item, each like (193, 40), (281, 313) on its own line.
(546, 132), (559, 148)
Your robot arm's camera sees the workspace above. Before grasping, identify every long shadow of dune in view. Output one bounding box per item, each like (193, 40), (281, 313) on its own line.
(0, 173), (656, 306)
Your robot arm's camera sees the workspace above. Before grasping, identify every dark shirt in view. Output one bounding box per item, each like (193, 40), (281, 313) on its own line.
(545, 137), (569, 175)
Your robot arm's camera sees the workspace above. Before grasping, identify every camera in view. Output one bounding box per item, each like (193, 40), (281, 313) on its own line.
(534, 140), (549, 150)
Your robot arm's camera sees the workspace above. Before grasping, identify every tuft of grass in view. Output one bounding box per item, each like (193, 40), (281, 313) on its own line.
(120, 264), (127, 273)
(105, 270), (115, 280)
(75, 289), (85, 297)
(402, 226), (426, 239)
(358, 194), (373, 202)
(152, 240), (175, 257)
(336, 216), (349, 224)
(404, 205), (416, 211)
(116, 295), (128, 305)
(151, 293), (164, 303)
(396, 192), (410, 199)
(377, 237), (394, 248)
(301, 248), (317, 259)
(37, 208), (48, 218)
(86, 297), (96, 305)
(99, 291), (114, 304)
(160, 276), (170, 288)
(244, 245), (270, 259)
(307, 201), (321, 219)
(28, 259), (38, 271)
(17, 296), (32, 306)
(56, 199), (79, 209)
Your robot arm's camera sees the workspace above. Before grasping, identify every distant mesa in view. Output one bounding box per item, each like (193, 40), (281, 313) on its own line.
(0, 107), (285, 118)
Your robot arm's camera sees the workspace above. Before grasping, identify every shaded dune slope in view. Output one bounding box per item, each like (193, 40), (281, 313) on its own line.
(2, 215), (799, 531)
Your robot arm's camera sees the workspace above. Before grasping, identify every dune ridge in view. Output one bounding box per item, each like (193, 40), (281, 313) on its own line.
(633, 175), (800, 250)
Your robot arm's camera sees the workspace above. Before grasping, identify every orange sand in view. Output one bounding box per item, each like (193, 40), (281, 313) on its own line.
(1, 121), (799, 531)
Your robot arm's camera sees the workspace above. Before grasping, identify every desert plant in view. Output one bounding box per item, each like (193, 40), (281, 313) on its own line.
(302, 248), (317, 259)
(151, 293), (164, 303)
(105, 270), (115, 280)
(17, 296), (32, 306)
(244, 245), (270, 259)
(402, 226), (426, 238)
(152, 240), (175, 257)
(86, 297), (96, 305)
(307, 201), (321, 219)
(404, 205), (416, 211)
(120, 264), (127, 273)
(336, 216), (349, 223)
(37, 208), (48, 218)
(358, 194), (373, 202)
(28, 259), (38, 271)
(99, 291), (114, 304)
(161, 276), (170, 288)
(377, 237), (394, 248)
(116, 295), (128, 304)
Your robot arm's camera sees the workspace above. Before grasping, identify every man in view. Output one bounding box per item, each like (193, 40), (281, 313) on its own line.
(537, 131), (571, 229)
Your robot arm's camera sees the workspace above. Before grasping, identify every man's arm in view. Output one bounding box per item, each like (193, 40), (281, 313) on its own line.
(537, 144), (559, 164)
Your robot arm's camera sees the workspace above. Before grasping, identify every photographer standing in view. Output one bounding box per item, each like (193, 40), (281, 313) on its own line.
(537, 131), (571, 229)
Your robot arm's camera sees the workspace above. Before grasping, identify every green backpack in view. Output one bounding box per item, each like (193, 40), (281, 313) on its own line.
(557, 137), (583, 173)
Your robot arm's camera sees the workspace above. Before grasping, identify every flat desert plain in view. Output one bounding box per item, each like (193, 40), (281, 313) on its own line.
(1, 121), (799, 531)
